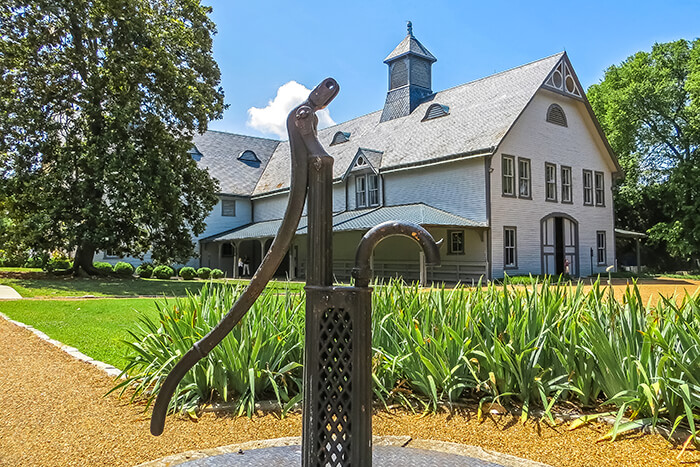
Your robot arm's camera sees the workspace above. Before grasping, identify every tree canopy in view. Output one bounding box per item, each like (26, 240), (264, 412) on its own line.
(588, 38), (700, 266)
(0, 0), (225, 274)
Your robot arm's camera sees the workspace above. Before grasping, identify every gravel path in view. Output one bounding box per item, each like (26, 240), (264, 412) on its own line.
(0, 316), (698, 467)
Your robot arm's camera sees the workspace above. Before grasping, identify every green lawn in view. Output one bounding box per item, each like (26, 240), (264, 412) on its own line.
(0, 298), (159, 369)
(0, 274), (304, 298)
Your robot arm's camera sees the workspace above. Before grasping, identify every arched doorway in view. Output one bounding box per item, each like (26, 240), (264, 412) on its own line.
(541, 213), (579, 276)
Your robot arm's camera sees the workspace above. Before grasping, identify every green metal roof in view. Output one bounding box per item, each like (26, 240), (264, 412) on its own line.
(203, 203), (486, 243)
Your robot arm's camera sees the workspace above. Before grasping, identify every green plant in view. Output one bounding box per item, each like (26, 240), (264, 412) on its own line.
(179, 267), (197, 280)
(211, 268), (224, 279)
(44, 251), (72, 272)
(197, 267), (211, 279)
(114, 262), (135, 276)
(153, 265), (174, 280)
(113, 283), (304, 416)
(136, 262), (154, 278)
(93, 262), (114, 274)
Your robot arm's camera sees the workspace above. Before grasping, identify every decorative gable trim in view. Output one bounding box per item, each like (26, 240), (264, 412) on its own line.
(543, 57), (583, 99)
(330, 131), (351, 146)
(422, 103), (449, 121)
(341, 148), (384, 180)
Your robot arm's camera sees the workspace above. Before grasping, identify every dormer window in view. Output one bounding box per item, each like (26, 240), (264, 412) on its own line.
(546, 104), (567, 127)
(355, 174), (380, 208)
(188, 147), (203, 162)
(330, 131), (351, 146)
(238, 150), (260, 162)
(422, 103), (449, 121)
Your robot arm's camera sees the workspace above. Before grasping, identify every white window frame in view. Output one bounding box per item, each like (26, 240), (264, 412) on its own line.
(545, 163), (557, 202)
(448, 230), (465, 255)
(583, 170), (593, 206)
(594, 171), (605, 206)
(504, 227), (517, 269)
(502, 155), (515, 197)
(518, 157), (531, 199)
(561, 166), (572, 203)
(221, 199), (236, 217)
(355, 174), (379, 209)
(596, 231), (607, 265)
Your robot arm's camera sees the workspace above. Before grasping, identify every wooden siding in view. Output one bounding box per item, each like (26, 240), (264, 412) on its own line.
(382, 157), (487, 222)
(490, 90), (616, 278)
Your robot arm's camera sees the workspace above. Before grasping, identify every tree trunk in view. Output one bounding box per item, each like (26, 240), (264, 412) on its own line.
(72, 243), (100, 276)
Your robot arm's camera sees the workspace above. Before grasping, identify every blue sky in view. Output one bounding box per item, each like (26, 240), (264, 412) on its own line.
(203, 0), (699, 139)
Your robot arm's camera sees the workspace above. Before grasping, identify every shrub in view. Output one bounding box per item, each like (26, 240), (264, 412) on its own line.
(197, 267), (211, 279)
(211, 268), (224, 279)
(153, 265), (174, 280)
(179, 266), (197, 280)
(114, 262), (135, 276)
(24, 254), (48, 269)
(93, 262), (114, 274)
(44, 251), (72, 272)
(136, 262), (154, 278)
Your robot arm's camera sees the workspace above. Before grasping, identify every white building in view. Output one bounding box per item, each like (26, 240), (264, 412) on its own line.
(102, 26), (621, 282)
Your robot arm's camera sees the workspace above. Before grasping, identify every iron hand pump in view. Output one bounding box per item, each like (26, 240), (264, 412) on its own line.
(150, 77), (441, 467)
(150, 78), (339, 436)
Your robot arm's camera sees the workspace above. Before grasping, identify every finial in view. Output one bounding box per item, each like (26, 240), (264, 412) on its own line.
(407, 21), (413, 37)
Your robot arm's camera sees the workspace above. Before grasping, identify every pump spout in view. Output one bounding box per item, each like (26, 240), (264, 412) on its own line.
(352, 220), (441, 287)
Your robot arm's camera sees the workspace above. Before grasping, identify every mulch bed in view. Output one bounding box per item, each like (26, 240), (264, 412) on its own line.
(0, 314), (698, 467)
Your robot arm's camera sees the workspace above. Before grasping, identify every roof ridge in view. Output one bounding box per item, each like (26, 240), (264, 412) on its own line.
(202, 128), (281, 143)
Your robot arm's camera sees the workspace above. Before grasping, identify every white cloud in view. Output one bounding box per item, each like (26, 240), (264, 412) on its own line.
(247, 81), (336, 139)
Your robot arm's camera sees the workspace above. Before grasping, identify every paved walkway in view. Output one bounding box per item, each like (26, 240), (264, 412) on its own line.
(0, 285), (21, 299)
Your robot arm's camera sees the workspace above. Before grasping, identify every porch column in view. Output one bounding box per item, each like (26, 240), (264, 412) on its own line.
(259, 239), (266, 262)
(289, 244), (296, 280)
(232, 241), (239, 279)
(636, 238), (642, 274)
(419, 251), (426, 287)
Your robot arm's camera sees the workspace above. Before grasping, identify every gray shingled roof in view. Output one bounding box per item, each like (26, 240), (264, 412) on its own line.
(192, 130), (279, 196)
(203, 203), (485, 242)
(253, 52), (565, 196)
(384, 34), (437, 63)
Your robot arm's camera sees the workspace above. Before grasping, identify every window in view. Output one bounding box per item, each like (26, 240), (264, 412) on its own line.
(221, 199), (236, 216)
(583, 170), (593, 205)
(518, 158), (531, 198)
(596, 231), (606, 265)
(594, 171), (605, 206)
(238, 150), (259, 162)
(545, 163), (557, 201)
(422, 103), (449, 121)
(221, 243), (234, 257)
(355, 174), (379, 208)
(502, 155), (515, 197)
(561, 166), (572, 203)
(448, 230), (464, 255)
(504, 227), (517, 268)
(104, 250), (118, 259)
(546, 104), (568, 127)
(368, 174), (379, 206)
(330, 131), (351, 146)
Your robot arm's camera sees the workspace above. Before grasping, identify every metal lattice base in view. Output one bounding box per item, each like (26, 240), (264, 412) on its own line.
(302, 286), (372, 467)
(316, 308), (353, 465)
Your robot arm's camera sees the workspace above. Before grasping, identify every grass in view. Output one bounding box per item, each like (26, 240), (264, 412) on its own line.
(0, 274), (304, 298)
(0, 298), (159, 368)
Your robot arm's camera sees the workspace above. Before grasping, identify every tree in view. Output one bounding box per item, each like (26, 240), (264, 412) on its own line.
(588, 39), (700, 266)
(0, 0), (225, 274)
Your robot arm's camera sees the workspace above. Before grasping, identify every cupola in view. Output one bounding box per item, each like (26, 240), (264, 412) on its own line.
(380, 22), (437, 123)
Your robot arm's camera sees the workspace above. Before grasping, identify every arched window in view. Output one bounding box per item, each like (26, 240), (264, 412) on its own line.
(546, 104), (567, 127)
(422, 103), (449, 121)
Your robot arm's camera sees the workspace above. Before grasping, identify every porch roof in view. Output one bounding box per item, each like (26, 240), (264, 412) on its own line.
(202, 203), (487, 243)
